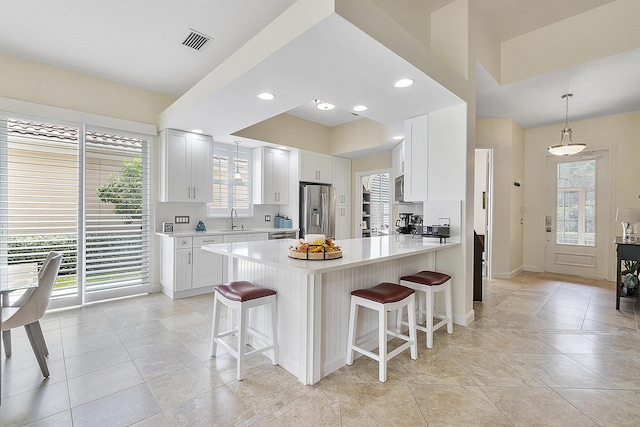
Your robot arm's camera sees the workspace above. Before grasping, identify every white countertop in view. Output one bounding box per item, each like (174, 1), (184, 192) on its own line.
(156, 228), (298, 238)
(202, 235), (460, 274)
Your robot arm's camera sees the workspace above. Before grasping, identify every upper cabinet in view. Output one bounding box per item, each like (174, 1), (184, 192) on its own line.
(253, 146), (289, 205)
(392, 141), (404, 179)
(299, 151), (332, 184)
(403, 115), (428, 202)
(332, 156), (351, 205)
(159, 129), (213, 203)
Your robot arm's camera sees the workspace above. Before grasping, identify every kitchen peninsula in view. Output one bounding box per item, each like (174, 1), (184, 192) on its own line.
(202, 235), (459, 385)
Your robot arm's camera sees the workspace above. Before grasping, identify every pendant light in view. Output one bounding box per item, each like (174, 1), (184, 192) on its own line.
(233, 141), (242, 181)
(548, 93), (586, 156)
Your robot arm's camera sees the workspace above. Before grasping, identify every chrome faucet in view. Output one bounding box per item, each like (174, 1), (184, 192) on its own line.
(230, 208), (238, 230)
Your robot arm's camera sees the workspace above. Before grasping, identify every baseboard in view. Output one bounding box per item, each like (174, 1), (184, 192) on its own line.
(523, 265), (543, 272)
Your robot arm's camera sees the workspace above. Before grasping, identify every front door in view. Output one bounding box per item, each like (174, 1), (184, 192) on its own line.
(544, 150), (610, 279)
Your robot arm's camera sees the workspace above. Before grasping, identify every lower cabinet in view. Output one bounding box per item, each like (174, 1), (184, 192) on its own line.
(335, 205), (351, 240)
(160, 235), (224, 299)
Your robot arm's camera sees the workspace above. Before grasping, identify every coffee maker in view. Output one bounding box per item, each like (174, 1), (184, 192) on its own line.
(396, 213), (422, 234)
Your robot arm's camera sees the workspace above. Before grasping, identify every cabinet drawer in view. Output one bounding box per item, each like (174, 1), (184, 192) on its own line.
(175, 237), (192, 249)
(193, 235), (224, 247)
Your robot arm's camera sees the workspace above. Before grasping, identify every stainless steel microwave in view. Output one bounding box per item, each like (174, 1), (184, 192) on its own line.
(394, 175), (404, 202)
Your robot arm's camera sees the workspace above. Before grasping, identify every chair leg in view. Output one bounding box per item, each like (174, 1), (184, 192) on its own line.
(2, 330), (11, 358)
(31, 321), (49, 357)
(24, 323), (49, 378)
(211, 293), (221, 357)
(270, 298), (278, 366)
(346, 298), (358, 365)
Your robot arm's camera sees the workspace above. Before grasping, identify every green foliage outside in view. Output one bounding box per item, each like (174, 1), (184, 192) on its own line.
(97, 157), (142, 224)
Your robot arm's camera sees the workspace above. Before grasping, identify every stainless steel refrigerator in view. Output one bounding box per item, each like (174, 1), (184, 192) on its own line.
(299, 183), (336, 239)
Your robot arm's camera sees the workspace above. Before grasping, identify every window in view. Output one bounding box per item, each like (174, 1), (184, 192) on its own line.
(209, 143), (252, 216)
(556, 160), (596, 246)
(0, 115), (150, 308)
(369, 173), (391, 236)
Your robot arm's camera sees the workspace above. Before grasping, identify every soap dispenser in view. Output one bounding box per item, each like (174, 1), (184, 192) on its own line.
(195, 220), (206, 232)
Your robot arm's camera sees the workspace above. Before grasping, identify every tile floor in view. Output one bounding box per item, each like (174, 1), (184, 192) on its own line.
(2, 272), (640, 426)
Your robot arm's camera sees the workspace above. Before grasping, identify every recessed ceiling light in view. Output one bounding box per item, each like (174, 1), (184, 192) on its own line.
(353, 105), (368, 112)
(257, 92), (275, 100)
(192, 129), (203, 134)
(392, 135), (403, 140)
(315, 99), (335, 110)
(394, 78), (414, 88)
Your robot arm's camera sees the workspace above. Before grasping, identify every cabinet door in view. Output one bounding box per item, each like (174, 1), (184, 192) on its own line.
(335, 205), (351, 240)
(404, 115), (428, 202)
(190, 134), (213, 202)
(299, 151), (332, 183)
(274, 149), (289, 204)
(192, 236), (223, 288)
(223, 234), (248, 243)
(333, 157), (351, 205)
(174, 248), (192, 292)
(248, 233), (269, 241)
(164, 130), (191, 202)
(392, 141), (404, 179)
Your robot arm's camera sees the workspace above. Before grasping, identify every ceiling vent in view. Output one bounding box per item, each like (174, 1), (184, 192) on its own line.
(181, 29), (211, 51)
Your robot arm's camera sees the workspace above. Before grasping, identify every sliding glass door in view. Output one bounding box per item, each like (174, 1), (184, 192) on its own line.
(0, 115), (150, 308)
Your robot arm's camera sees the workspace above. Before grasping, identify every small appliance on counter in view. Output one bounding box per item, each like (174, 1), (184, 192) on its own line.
(415, 224), (451, 243)
(396, 213), (422, 234)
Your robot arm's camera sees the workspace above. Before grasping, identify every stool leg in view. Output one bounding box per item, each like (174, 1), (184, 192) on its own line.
(270, 297), (279, 365)
(445, 282), (453, 334)
(395, 305), (403, 333)
(407, 295), (417, 360)
(426, 287), (434, 349)
(346, 298), (358, 365)
(211, 293), (221, 357)
(378, 306), (387, 382)
(417, 290), (426, 325)
(237, 304), (247, 380)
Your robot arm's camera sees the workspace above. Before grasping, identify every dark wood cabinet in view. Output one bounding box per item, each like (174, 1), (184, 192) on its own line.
(615, 237), (640, 309)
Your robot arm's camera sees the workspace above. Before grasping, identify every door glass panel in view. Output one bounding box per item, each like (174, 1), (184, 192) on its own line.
(556, 160), (596, 246)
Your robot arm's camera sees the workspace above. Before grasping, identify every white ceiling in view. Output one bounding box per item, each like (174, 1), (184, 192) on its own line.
(1, 0), (638, 153)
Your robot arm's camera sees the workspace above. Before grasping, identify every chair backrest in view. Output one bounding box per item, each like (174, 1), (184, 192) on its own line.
(2, 252), (62, 331)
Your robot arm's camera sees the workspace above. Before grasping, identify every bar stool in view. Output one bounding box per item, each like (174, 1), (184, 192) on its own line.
(210, 281), (278, 380)
(397, 271), (453, 349)
(346, 282), (417, 382)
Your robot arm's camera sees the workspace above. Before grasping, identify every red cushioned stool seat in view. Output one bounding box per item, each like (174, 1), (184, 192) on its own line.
(400, 271), (451, 286)
(346, 282), (417, 382)
(211, 281), (278, 380)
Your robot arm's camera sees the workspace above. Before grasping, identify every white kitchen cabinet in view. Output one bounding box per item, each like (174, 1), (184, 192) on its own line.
(160, 235), (223, 298)
(253, 147), (289, 205)
(223, 233), (269, 243)
(332, 156), (351, 205)
(392, 141), (404, 179)
(159, 129), (213, 203)
(335, 205), (351, 240)
(403, 115), (428, 202)
(299, 151), (332, 183)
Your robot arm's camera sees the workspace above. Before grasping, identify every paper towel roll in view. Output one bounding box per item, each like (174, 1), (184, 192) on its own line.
(305, 234), (326, 243)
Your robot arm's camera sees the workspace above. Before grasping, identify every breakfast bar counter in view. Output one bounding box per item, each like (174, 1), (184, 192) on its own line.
(202, 235), (459, 384)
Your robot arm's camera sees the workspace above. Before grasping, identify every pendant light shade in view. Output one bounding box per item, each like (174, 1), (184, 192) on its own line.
(548, 94), (586, 156)
(233, 141), (242, 181)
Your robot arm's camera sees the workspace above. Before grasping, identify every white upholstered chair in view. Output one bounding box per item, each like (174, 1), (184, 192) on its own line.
(1, 251), (62, 377)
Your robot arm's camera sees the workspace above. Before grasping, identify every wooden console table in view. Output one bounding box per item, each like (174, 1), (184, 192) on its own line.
(615, 237), (640, 309)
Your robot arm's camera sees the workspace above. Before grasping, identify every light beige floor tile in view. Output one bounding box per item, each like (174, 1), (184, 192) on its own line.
(485, 329), (558, 353)
(22, 410), (72, 427)
(555, 388), (640, 426)
(484, 386), (598, 426)
(536, 332), (615, 354)
(411, 384), (511, 427)
(123, 330), (186, 359)
(67, 360), (143, 407)
(146, 362), (228, 409)
(129, 412), (171, 427)
(1, 357), (67, 398)
(158, 310), (208, 331)
(64, 342), (131, 378)
(584, 333), (640, 355)
(337, 383), (427, 426)
(0, 380), (70, 427)
(567, 353), (640, 389)
(511, 353), (616, 389)
(70, 383), (161, 427)
(260, 387), (341, 427)
(455, 350), (546, 387)
(60, 328), (122, 357)
(131, 345), (201, 381)
(115, 319), (169, 342)
(164, 386), (256, 426)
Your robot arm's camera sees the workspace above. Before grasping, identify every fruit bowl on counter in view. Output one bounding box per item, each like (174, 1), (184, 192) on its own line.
(288, 235), (342, 260)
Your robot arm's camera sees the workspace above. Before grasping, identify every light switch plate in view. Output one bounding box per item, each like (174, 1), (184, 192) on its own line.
(175, 216), (190, 224)
(265, 215), (271, 222)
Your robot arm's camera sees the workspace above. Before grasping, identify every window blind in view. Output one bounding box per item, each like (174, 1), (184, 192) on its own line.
(209, 143), (252, 216)
(369, 173), (391, 236)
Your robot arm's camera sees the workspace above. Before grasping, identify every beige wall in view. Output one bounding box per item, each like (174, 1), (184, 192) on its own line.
(0, 53), (175, 125)
(331, 119), (391, 155)
(476, 118), (525, 278)
(523, 112), (640, 279)
(431, 0), (468, 80)
(234, 114), (332, 154)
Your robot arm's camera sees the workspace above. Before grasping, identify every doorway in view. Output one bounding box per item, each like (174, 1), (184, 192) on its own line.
(355, 170), (391, 238)
(544, 150), (611, 279)
(474, 149), (493, 278)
